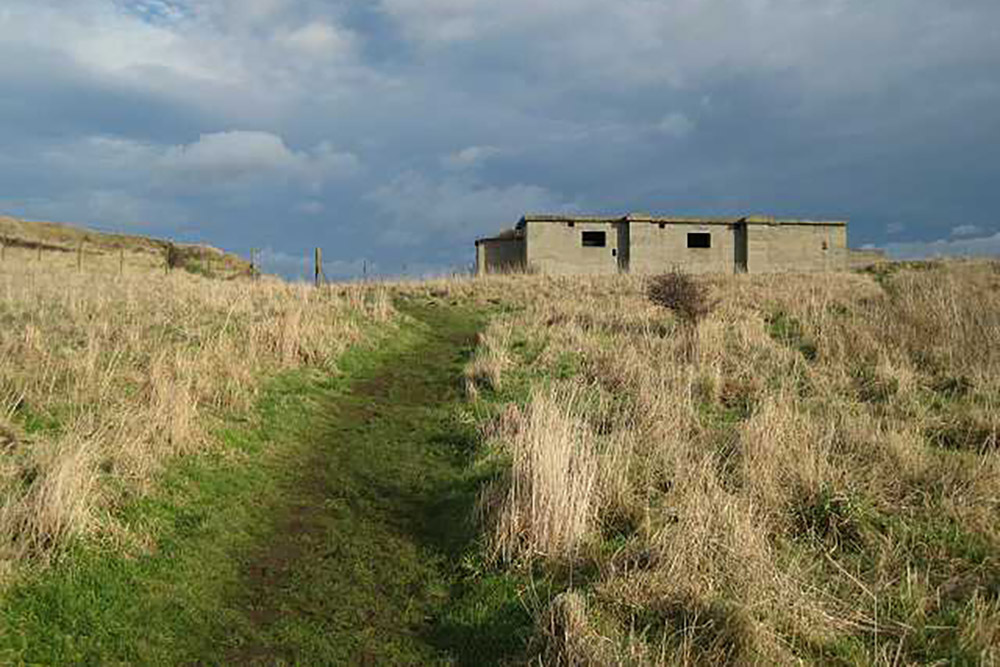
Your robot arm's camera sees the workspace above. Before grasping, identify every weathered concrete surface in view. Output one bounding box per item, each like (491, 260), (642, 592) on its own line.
(476, 213), (856, 275)
(745, 221), (847, 273)
(524, 219), (622, 276)
(475, 236), (525, 275)
(629, 221), (738, 275)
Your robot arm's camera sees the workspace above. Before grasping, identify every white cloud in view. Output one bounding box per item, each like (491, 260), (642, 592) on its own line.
(886, 222), (906, 235)
(2, 0), (999, 273)
(162, 131), (300, 174)
(159, 131), (358, 190)
(951, 224), (983, 237)
(0, 1), (377, 124)
(443, 145), (502, 170)
(277, 21), (356, 59)
(309, 141), (361, 177)
(885, 232), (1000, 259)
(380, 0), (1000, 96)
(214, 0), (291, 26)
(2, 2), (234, 83)
(36, 131), (358, 197)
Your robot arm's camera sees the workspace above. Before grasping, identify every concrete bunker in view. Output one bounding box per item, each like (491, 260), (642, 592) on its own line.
(475, 212), (875, 276)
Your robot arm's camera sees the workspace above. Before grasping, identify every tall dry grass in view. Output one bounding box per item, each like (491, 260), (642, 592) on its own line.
(0, 246), (394, 576)
(454, 260), (1000, 664)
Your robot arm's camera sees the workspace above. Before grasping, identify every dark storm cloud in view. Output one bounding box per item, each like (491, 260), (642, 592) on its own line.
(1, 0), (999, 275)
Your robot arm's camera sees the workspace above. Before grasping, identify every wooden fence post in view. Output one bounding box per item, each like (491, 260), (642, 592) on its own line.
(119, 248), (124, 276)
(1, 240), (5, 263)
(77, 242), (83, 271)
(314, 247), (323, 287)
(37, 245), (42, 262)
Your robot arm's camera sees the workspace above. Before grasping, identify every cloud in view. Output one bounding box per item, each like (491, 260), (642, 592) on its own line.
(295, 200), (325, 215)
(277, 21), (357, 59)
(0, 0), (380, 126)
(885, 232), (1000, 260)
(443, 145), (502, 170)
(126, 1), (191, 25)
(38, 130), (358, 191)
(0, 190), (186, 230)
(158, 131), (359, 190)
(2, 2), (231, 84)
(951, 224), (983, 237)
(366, 172), (577, 245)
(162, 131), (300, 174)
(1, 0), (999, 279)
(654, 113), (695, 139)
(380, 0), (1000, 95)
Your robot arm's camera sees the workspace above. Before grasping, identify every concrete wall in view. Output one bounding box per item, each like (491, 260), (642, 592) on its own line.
(502, 218), (848, 275)
(476, 237), (525, 274)
(525, 220), (620, 275)
(745, 223), (847, 273)
(628, 222), (738, 275)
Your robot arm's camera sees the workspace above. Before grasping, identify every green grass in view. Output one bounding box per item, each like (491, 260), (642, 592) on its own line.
(765, 309), (818, 361)
(0, 297), (532, 665)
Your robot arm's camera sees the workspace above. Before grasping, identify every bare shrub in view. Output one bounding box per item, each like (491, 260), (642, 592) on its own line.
(646, 270), (715, 325)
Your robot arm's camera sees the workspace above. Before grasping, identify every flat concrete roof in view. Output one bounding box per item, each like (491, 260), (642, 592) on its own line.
(474, 228), (523, 245)
(517, 213), (846, 226)
(475, 213), (847, 243)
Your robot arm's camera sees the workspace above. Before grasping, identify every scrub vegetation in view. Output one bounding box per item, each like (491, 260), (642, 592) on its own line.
(1, 228), (997, 666)
(457, 260), (1000, 664)
(0, 245), (392, 574)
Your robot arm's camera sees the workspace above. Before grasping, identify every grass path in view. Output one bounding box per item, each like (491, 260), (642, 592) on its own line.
(0, 299), (529, 664)
(223, 298), (523, 664)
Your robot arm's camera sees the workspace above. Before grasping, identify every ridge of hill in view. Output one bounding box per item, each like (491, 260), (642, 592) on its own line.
(0, 215), (251, 277)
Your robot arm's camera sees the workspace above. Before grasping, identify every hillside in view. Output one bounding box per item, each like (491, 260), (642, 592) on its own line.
(0, 255), (996, 664)
(0, 215), (251, 277)
(447, 260), (1000, 664)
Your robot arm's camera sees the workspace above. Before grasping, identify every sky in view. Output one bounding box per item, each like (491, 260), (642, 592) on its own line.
(1, 0), (999, 278)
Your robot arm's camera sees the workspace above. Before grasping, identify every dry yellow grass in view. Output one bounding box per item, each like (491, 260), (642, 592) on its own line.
(442, 260), (1000, 664)
(0, 215), (250, 278)
(0, 246), (393, 577)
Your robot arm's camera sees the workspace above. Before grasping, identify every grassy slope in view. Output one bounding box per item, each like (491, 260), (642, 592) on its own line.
(0, 298), (530, 664)
(458, 263), (1000, 664)
(0, 215), (250, 276)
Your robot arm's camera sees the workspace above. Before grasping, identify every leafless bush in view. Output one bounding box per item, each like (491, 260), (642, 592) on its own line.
(646, 270), (715, 325)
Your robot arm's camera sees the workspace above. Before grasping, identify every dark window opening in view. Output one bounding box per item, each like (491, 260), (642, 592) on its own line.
(567, 221), (575, 228)
(582, 231), (606, 247)
(822, 240), (829, 251)
(658, 222), (666, 229)
(687, 232), (711, 249)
